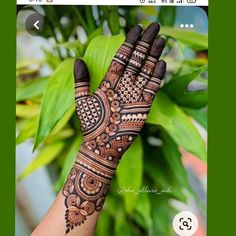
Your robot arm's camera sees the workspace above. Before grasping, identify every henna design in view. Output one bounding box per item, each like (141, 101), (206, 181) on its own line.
(63, 23), (166, 233)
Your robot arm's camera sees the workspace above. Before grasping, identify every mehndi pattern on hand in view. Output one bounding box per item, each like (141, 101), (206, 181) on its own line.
(62, 22), (166, 233)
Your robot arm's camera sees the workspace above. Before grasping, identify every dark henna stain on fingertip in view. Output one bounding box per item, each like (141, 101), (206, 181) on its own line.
(74, 59), (90, 82)
(153, 60), (167, 78)
(149, 37), (165, 59)
(141, 22), (160, 43)
(126, 25), (142, 44)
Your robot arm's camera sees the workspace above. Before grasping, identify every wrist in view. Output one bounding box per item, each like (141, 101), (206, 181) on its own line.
(76, 144), (118, 183)
(62, 145), (117, 233)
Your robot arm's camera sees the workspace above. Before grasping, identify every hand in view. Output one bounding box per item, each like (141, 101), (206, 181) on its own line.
(62, 22), (166, 233)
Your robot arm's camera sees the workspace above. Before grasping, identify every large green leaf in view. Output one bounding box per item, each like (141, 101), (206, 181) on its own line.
(83, 35), (125, 92)
(55, 135), (83, 191)
(147, 92), (207, 162)
(34, 59), (74, 150)
(161, 131), (193, 193)
(160, 27), (208, 50)
(164, 66), (206, 99)
(18, 142), (65, 180)
(116, 137), (143, 213)
(176, 90), (208, 109)
(144, 147), (187, 202)
(16, 77), (49, 102)
(134, 193), (153, 234)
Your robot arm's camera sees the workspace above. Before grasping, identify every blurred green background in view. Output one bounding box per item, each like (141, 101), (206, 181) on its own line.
(16, 5), (208, 236)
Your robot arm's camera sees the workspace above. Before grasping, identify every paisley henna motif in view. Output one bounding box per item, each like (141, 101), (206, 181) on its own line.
(62, 23), (166, 233)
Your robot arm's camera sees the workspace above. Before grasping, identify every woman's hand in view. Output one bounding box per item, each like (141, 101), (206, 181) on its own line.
(62, 22), (166, 234)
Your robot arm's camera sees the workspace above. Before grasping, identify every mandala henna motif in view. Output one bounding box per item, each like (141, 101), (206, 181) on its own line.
(62, 23), (166, 233)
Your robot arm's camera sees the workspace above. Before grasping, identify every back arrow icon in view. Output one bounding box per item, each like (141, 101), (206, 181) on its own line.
(34, 20), (40, 30)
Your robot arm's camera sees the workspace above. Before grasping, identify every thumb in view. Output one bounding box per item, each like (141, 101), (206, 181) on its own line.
(74, 59), (90, 100)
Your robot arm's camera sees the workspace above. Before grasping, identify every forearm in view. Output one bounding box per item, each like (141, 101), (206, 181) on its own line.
(32, 147), (115, 236)
(32, 191), (99, 236)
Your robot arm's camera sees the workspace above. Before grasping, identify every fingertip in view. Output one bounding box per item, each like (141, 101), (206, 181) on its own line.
(156, 37), (165, 49)
(153, 60), (166, 78)
(141, 22), (160, 44)
(149, 37), (165, 59)
(125, 25), (142, 44)
(74, 59), (89, 83)
(150, 22), (160, 31)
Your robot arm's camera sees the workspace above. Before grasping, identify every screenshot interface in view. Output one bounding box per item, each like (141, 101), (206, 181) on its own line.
(16, 1), (208, 236)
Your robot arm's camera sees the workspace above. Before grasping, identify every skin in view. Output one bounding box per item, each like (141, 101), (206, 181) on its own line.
(32, 22), (166, 236)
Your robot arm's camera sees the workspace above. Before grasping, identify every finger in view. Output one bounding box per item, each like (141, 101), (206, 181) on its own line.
(126, 22), (160, 75)
(138, 37), (165, 80)
(133, 37), (165, 102)
(142, 60), (166, 103)
(140, 22), (160, 44)
(103, 25), (142, 88)
(74, 59), (90, 100)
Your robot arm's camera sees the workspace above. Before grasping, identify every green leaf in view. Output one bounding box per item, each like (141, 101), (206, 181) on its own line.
(57, 40), (85, 57)
(104, 194), (122, 217)
(85, 27), (103, 45)
(134, 193), (153, 233)
(116, 137), (143, 213)
(151, 195), (176, 236)
(144, 148), (187, 202)
(159, 7), (176, 27)
(16, 104), (40, 118)
(108, 8), (120, 35)
(16, 116), (38, 145)
(18, 142), (65, 181)
(176, 90), (208, 109)
(160, 27), (208, 50)
(55, 135), (83, 191)
(114, 208), (132, 236)
(50, 105), (75, 135)
(164, 66), (206, 99)
(183, 107), (207, 129)
(147, 92), (207, 162)
(16, 77), (49, 102)
(161, 131), (193, 193)
(34, 59), (74, 150)
(83, 35), (125, 92)
(95, 210), (112, 236)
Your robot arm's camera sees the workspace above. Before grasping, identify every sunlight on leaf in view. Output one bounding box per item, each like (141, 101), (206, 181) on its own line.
(34, 59), (74, 150)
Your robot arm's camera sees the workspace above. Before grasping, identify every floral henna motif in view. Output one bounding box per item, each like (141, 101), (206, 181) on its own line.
(62, 23), (166, 233)
(63, 167), (106, 233)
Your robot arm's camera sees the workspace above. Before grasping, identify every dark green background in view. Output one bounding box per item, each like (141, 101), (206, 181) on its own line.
(0, 0), (16, 235)
(1, 0), (236, 235)
(207, 0), (236, 235)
